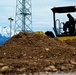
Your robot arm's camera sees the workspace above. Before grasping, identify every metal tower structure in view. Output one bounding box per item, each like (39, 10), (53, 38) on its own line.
(15, 0), (32, 34)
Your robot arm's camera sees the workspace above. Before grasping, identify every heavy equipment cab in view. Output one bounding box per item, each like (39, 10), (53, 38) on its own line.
(50, 6), (76, 41)
(45, 6), (76, 40)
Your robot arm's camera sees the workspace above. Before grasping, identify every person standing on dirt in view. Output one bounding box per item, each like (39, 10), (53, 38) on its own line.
(63, 13), (75, 34)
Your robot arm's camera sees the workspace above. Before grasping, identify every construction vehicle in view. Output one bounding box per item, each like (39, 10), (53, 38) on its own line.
(45, 6), (76, 41)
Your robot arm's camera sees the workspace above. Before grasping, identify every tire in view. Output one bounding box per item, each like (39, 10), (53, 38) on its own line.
(45, 31), (55, 38)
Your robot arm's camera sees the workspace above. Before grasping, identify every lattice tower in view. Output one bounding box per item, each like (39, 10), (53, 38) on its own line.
(15, 0), (32, 34)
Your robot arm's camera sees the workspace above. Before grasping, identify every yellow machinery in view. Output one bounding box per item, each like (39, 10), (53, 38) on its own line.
(46, 6), (76, 41)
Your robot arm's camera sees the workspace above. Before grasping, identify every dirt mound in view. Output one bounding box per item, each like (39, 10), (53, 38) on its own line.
(0, 32), (76, 73)
(64, 39), (76, 47)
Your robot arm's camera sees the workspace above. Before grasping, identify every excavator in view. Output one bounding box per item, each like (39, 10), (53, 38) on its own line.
(45, 5), (76, 41)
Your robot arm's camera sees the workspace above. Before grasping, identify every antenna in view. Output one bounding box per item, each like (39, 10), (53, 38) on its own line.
(15, 0), (32, 34)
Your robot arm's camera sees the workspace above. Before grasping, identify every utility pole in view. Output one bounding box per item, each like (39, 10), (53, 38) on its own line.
(8, 17), (14, 37)
(15, 0), (32, 34)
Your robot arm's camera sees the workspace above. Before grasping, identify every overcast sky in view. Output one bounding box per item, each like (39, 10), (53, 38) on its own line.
(0, 0), (76, 32)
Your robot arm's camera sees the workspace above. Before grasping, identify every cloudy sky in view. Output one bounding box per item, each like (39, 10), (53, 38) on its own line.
(0, 0), (76, 32)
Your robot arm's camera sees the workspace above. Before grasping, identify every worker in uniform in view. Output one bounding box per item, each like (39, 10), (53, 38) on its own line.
(63, 13), (75, 34)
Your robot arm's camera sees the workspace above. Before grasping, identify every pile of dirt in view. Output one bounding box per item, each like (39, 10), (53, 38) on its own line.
(0, 32), (76, 73)
(64, 39), (76, 48)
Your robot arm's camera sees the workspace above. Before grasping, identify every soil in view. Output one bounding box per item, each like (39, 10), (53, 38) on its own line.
(0, 32), (76, 73)
(64, 39), (76, 47)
